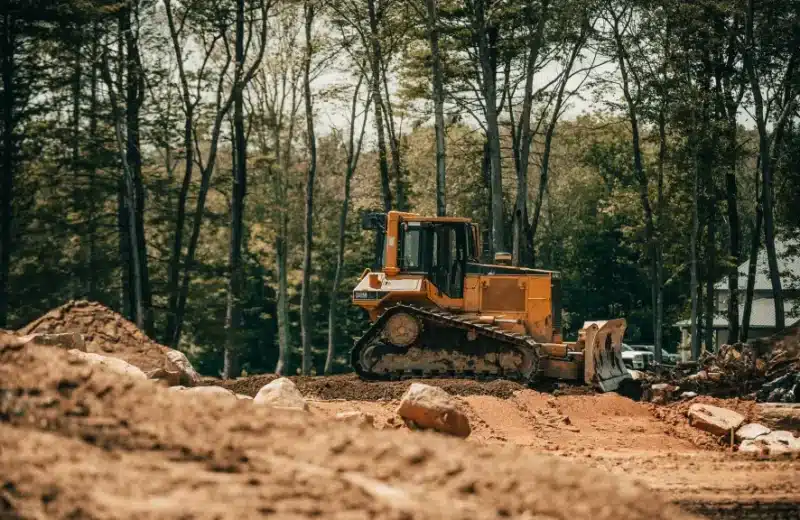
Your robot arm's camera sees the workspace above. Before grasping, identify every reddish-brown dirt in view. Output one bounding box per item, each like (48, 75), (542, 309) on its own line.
(219, 373), (527, 400)
(16, 300), (176, 373)
(1, 341), (699, 520)
(3, 305), (799, 519)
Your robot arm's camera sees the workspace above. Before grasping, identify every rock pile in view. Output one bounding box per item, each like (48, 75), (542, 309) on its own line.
(682, 401), (799, 457)
(16, 300), (200, 387)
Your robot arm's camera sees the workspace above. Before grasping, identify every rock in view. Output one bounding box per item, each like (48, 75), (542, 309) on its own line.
(145, 368), (182, 386)
(182, 386), (237, 401)
(753, 403), (800, 433)
(236, 394), (253, 400)
(649, 383), (679, 404)
(688, 403), (745, 437)
(67, 349), (147, 380)
(688, 370), (708, 381)
(765, 430), (798, 444)
(165, 349), (201, 387)
(253, 378), (308, 411)
(335, 410), (375, 428)
(628, 370), (645, 380)
(735, 423), (771, 442)
(680, 391), (698, 399)
(396, 383), (471, 438)
(20, 332), (87, 352)
(739, 430), (800, 456)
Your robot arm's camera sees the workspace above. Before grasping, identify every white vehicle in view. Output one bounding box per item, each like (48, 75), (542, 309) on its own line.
(621, 343), (655, 370)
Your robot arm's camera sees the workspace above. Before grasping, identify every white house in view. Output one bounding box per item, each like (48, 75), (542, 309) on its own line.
(675, 239), (800, 360)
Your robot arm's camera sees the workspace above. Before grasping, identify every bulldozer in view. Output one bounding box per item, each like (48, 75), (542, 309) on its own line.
(350, 211), (632, 392)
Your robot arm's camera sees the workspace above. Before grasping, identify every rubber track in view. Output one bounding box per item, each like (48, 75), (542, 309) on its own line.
(350, 304), (542, 384)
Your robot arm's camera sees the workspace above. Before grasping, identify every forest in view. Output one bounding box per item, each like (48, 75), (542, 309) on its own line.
(1, 0), (798, 377)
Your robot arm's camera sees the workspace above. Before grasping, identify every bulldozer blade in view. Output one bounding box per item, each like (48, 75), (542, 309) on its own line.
(581, 319), (631, 392)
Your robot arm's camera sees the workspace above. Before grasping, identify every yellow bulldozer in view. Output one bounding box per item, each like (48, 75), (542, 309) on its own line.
(350, 211), (632, 392)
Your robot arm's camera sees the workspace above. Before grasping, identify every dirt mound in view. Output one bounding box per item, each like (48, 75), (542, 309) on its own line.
(17, 300), (174, 373)
(0, 341), (697, 519)
(220, 373), (527, 400)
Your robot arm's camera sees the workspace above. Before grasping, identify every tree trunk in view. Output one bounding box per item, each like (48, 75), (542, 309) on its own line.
(101, 21), (145, 331)
(380, 69), (404, 211)
(743, 0), (785, 331)
(512, 0), (548, 266)
(426, 0), (446, 216)
(122, 3), (152, 335)
(274, 228), (290, 374)
(300, 0), (317, 376)
(704, 195), (716, 351)
(741, 167), (761, 342)
(87, 21), (99, 300)
(530, 21), (582, 267)
(327, 77), (369, 374)
(275, 82), (299, 376)
(164, 0), (196, 347)
(724, 119), (740, 344)
(690, 140), (701, 360)
(367, 0), (392, 213)
(71, 37), (82, 261)
(223, 0), (247, 380)
(0, 7), (14, 328)
(118, 180), (133, 319)
(474, 0), (503, 255)
(611, 18), (660, 362)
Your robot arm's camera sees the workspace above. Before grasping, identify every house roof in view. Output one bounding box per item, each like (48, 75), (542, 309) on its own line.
(674, 298), (800, 329)
(715, 239), (800, 292)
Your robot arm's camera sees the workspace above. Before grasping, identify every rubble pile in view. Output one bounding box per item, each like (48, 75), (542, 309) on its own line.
(646, 326), (800, 403)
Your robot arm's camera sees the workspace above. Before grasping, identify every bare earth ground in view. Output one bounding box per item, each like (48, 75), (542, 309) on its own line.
(2, 334), (798, 518)
(220, 375), (800, 519)
(1, 342), (699, 520)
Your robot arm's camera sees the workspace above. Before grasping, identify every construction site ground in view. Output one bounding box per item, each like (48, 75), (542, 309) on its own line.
(2, 302), (798, 519)
(215, 374), (800, 519)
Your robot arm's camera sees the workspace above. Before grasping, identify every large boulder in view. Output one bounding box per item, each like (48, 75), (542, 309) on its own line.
(177, 386), (238, 401)
(688, 403), (745, 437)
(253, 378), (308, 411)
(735, 423), (771, 442)
(67, 349), (147, 380)
(739, 430), (800, 456)
(396, 383), (471, 438)
(165, 349), (201, 387)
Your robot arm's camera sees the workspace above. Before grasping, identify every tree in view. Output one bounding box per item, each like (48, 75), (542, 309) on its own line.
(601, 0), (661, 362)
(425, 0), (446, 216)
(300, 0), (317, 375)
(742, 0), (799, 333)
(165, 0), (271, 349)
(326, 72), (370, 374)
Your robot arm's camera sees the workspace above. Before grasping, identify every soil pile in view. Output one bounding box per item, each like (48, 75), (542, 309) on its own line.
(220, 373), (527, 400)
(0, 341), (697, 520)
(17, 300), (175, 373)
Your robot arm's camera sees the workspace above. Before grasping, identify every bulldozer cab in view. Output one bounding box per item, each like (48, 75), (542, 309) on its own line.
(362, 211), (478, 299)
